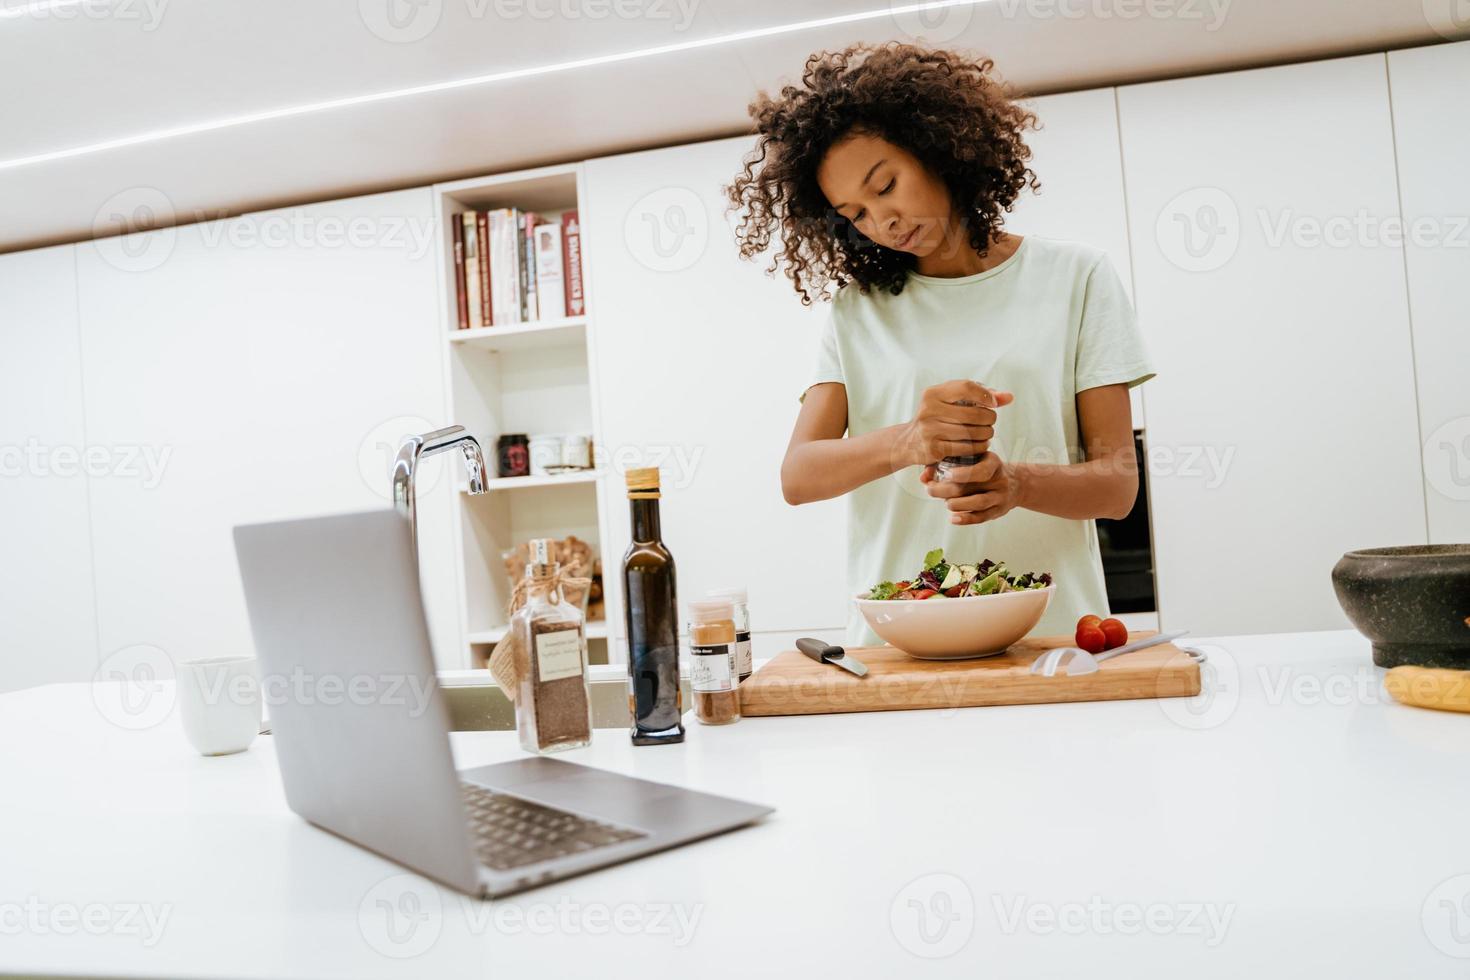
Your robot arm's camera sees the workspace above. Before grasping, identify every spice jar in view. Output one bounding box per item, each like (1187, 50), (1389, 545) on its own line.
(496, 434), (529, 478)
(561, 434), (592, 469)
(506, 538), (593, 753)
(705, 587), (752, 682)
(528, 434), (563, 476)
(688, 599), (740, 725)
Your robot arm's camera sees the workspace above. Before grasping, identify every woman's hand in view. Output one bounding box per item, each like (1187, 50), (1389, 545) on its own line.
(921, 452), (1025, 525)
(894, 380), (1013, 470)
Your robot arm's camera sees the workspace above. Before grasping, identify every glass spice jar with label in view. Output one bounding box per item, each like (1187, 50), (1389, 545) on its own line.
(688, 599), (740, 725)
(705, 587), (753, 683)
(508, 538), (593, 753)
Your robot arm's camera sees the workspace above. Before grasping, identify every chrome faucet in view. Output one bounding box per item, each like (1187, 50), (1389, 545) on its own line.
(392, 425), (490, 546)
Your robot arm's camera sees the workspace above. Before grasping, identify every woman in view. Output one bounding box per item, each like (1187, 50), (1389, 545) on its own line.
(726, 42), (1154, 643)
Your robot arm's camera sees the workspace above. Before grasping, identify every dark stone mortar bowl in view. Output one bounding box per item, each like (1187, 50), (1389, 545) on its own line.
(1332, 544), (1470, 668)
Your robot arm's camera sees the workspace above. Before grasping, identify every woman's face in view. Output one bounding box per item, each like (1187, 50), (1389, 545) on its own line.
(816, 130), (957, 257)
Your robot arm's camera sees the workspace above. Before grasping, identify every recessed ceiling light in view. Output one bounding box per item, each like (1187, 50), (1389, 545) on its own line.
(0, 0), (992, 172)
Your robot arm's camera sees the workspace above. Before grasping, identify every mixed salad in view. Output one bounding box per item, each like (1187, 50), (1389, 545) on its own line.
(864, 548), (1052, 600)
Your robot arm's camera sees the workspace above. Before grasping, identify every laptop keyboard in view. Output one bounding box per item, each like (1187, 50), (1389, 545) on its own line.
(460, 782), (647, 872)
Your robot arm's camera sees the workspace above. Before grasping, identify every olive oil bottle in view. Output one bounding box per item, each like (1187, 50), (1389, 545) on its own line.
(621, 468), (685, 745)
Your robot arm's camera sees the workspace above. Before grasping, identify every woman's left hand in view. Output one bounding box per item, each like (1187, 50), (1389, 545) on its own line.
(920, 452), (1024, 526)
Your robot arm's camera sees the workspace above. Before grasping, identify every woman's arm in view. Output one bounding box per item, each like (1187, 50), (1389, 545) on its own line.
(782, 380), (1011, 506)
(923, 383), (1138, 523)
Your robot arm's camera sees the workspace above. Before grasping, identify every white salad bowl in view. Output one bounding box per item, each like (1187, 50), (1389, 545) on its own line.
(853, 585), (1055, 660)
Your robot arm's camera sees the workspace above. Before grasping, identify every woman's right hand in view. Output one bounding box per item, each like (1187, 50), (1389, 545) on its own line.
(894, 380), (1013, 469)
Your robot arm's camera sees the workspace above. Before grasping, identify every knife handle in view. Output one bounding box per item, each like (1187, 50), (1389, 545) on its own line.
(796, 637), (843, 664)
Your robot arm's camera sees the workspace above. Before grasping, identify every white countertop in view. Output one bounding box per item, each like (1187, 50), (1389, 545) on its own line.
(4, 629), (1469, 979)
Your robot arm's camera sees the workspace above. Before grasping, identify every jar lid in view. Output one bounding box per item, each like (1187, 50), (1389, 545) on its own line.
(688, 599), (734, 624)
(706, 586), (747, 604)
(528, 433), (562, 442)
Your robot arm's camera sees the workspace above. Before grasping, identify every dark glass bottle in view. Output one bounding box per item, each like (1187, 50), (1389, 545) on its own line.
(621, 468), (685, 745)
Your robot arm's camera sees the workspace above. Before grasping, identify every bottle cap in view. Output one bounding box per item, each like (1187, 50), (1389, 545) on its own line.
(706, 586), (747, 604)
(689, 599), (734, 625)
(625, 467), (661, 498)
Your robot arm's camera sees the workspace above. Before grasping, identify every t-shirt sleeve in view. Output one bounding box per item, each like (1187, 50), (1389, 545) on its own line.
(800, 303), (845, 402)
(1074, 254), (1156, 393)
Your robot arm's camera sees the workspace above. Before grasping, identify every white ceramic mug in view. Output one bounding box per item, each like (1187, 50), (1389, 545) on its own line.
(177, 655), (262, 756)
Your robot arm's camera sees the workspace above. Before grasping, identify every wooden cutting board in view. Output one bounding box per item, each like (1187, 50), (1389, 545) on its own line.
(738, 631), (1200, 717)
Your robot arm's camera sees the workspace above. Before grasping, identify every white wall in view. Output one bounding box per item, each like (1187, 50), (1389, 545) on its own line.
(1386, 40), (1470, 544)
(74, 187), (456, 676)
(1009, 86), (1143, 424)
(1118, 54), (1428, 635)
(0, 245), (100, 691)
(0, 189), (457, 691)
(583, 136), (850, 657)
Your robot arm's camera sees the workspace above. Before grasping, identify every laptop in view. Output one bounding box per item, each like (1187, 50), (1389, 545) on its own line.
(233, 508), (773, 898)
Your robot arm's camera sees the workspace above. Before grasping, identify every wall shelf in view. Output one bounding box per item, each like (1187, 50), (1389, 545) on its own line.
(448, 316), (586, 353)
(434, 162), (611, 671)
(463, 470), (602, 493)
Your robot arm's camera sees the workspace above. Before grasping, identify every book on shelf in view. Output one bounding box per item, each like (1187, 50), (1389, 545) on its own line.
(460, 212), (483, 330)
(533, 223), (566, 320)
(562, 209), (584, 318)
(451, 217), (468, 330)
(451, 204), (585, 330)
(522, 212), (539, 322)
(489, 208), (516, 326)
(475, 211), (492, 329)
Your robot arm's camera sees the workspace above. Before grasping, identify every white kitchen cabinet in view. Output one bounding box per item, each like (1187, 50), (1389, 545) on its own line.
(1010, 87), (1144, 425)
(1011, 88), (1135, 290)
(1387, 40), (1470, 544)
(75, 189), (458, 672)
(583, 136), (848, 656)
(0, 245), (100, 691)
(1117, 54), (1427, 635)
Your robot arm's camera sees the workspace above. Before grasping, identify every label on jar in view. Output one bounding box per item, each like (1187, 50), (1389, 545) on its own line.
(733, 630), (752, 678)
(690, 643), (735, 692)
(535, 627), (584, 682)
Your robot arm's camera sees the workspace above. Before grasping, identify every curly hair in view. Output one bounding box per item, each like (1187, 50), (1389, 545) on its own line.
(725, 42), (1039, 305)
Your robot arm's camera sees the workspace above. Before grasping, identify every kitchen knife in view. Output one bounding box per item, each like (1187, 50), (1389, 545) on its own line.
(796, 637), (868, 677)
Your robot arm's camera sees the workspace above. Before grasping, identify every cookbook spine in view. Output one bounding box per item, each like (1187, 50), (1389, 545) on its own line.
(523, 213), (539, 322)
(516, 209), (531, 323)
(461, 213), (483, 330)
(475, 211), (492, 328)
(497, 208), (521, 325)
(451, 216), (468, 330)
(562, 209), (584, 317)
(488, 210), (505, 326)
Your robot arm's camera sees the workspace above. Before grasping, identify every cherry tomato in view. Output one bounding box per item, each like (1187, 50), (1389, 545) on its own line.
(1099, 618), (1128, 650)
(1075, 625), (1107, 653)
(906, 588), (938, 600)
(1076, 614), (1102, 632)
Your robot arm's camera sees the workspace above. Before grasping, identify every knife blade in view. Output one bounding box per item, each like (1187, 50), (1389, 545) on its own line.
(796, 637), (868, 677)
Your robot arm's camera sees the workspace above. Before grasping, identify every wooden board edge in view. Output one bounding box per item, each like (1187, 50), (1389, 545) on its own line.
(740, 659), (1202, 717)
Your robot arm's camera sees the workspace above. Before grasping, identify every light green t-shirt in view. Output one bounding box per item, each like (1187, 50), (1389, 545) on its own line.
(808, 236), (1156, 645)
